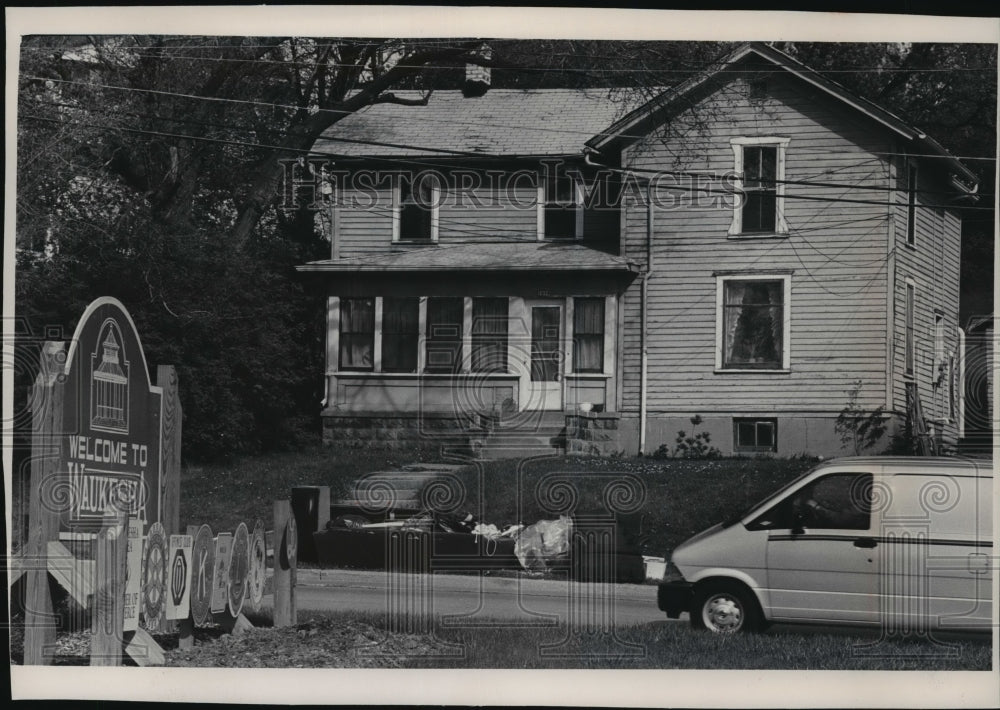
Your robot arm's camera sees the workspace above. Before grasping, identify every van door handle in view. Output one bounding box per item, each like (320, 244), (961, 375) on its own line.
(853, 537), (877, 549)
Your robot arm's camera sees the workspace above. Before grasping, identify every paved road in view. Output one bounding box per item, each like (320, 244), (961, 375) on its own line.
(264, 568), (669, 627)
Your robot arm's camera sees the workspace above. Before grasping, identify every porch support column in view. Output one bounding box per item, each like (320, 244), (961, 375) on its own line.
(462, 297), (473, 372)
(417, 297), (428, 373)
(325, 297), (340, 407)
(373, 297), (383, 372)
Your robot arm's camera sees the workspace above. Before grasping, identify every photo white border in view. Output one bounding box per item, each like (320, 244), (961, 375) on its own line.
(6, 5), (999, 707)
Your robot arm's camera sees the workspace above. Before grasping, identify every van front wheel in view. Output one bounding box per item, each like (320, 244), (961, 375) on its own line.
(691, 582), (763, 634)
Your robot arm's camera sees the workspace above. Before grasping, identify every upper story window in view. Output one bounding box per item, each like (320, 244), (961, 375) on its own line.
(904, 162), (918, 248)
(716, 274), (791, 371)
(394, 173), (439, 243)
(905, 280), (916, 377)
(539, 167), (583, 240)
(729, 137), (789, 237)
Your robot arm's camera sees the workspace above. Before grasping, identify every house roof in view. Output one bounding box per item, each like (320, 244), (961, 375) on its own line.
(587, 42), (978, 190)
(966, 314), (994, 333)
(310, 42), (976, 191)
(297, 241), (638, 273)
(312, 88), (631, 159)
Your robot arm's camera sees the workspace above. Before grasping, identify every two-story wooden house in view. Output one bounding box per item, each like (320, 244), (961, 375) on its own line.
(297, 43), (978, 458)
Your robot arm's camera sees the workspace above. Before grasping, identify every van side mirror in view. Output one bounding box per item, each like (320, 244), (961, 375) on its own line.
(790, 499), (807, 535)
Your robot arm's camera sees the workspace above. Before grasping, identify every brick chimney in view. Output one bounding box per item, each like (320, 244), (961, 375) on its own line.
(462, 44), (491, 98)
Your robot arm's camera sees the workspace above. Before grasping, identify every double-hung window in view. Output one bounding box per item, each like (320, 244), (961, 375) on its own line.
(905, 280), (916, 377)
(540, 166), (583, 239)
(339, 298), (375, 371)
(717, 275), (790, 371)
(395, 173), (439, 242)
(381, 297), (420, 373)
(730, 137), (789, 236)
(471, 298), (509, 373)
(425, 297), (464, 373)
(573, 297), (605, 373)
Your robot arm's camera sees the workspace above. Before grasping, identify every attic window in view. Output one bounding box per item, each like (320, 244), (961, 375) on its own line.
(748, 77), (768, 101)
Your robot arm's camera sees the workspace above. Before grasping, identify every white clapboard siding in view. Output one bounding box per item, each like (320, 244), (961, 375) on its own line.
(890, 160), (964, 441)
(620, 72), (896, 415)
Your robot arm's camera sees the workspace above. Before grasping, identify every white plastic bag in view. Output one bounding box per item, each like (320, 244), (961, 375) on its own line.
(513, 515), (573, 572)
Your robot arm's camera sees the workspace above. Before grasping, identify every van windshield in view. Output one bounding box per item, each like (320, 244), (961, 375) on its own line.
(722, 464), (822, 527)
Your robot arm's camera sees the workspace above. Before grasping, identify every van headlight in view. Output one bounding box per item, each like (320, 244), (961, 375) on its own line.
(662, 558), (686, 583)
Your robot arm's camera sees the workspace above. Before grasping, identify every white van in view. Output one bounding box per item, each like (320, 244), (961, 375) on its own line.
(658, 457), (994, 634)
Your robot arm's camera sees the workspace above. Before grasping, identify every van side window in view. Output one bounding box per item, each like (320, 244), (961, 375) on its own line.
(794, 473), (872, 530)
(746, 472), (873, 531)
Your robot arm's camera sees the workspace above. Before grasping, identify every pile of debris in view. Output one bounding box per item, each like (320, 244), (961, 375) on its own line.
(313, 510), (645, 583)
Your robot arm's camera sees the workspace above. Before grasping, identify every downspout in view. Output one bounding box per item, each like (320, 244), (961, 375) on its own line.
(640, 189), (653, 455)
(585, 148), (653, 455)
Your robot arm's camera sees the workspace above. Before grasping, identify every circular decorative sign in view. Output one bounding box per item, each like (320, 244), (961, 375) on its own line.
(283, 515), (298, 568)
(141, 522), (167, 630)
(228, 522), (250, 616)
(170, 547), (188, 607)
(247, 520), (266, 607)
(189, 524), (214, 625)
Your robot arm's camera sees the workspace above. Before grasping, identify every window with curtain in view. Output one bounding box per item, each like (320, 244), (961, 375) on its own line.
(471, 298), (509, 372)
(573, 298), (605, 373)
(722, 280), (783, 369)
(382, 297), (419, 373)
(741, 145), (778, 233)
(339, 298), (375, 371)
(425, 297), (463, 373)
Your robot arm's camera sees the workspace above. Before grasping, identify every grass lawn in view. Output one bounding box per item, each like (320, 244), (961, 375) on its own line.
(161, 609), (991, 670)
(181, 446), (817, 557)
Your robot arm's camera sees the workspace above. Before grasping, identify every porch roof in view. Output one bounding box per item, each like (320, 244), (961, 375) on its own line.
(297, 242), (639, 274)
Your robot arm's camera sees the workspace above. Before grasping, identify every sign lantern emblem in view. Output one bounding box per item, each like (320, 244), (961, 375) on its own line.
(91, 321), (130, 433)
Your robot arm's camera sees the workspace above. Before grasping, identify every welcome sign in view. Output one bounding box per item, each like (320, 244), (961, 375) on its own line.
(58, 298), (163, 535)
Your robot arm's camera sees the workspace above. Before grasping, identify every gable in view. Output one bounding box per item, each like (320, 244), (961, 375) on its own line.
(587, 43), (977, 192)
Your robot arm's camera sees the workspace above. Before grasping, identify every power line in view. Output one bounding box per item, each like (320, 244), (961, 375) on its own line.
(22, 75), (996, 165)
(21, 111), (996, 212)
(27, 98), (987, 203)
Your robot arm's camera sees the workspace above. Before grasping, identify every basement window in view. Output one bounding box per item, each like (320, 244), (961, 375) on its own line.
(734, 418), (777, 453)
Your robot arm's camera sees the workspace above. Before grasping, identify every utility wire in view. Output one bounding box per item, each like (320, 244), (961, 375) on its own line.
(22, 75), (996, 164)
(21, 111), (996, 212)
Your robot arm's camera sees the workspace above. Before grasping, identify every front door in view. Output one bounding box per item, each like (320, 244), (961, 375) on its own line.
(525, 301), (563, 411)
(760, 472), (881, 624)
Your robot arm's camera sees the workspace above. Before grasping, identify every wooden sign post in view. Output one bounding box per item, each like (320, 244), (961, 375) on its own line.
(89, 509), (128, 666)
(22, 342), (66, 666)
(273, 500), (297, 628)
